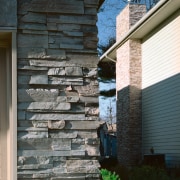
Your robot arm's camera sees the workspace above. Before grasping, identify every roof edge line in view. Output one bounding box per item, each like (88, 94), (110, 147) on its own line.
(100, 0), (170, 62)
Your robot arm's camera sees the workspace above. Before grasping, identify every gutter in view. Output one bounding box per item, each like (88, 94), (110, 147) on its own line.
(100, 0), (170, 62)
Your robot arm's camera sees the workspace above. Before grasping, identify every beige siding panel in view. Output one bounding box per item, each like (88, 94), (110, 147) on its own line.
(142, 11), (180, 167)
(142, 11), (180, 89)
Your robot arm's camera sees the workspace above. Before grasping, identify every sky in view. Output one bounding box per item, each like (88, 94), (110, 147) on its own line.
(97, 0), (127, 122)
(97, 0), (151, 122)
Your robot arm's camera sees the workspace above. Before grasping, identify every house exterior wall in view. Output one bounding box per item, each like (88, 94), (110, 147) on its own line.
(142, 10), (180, 167)
(17, 0), (100, 179)
(116, 4), (146, 166)
(0, 0), (17, 27)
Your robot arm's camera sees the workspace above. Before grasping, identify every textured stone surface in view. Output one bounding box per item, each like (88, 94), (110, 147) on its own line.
(0, 0), (17, 27)
(17, 0), (100, 178)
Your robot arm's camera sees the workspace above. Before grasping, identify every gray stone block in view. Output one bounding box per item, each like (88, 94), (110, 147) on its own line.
(48, 120), (66, 129)
(65, 121), (100, 130)
(18, 150), (85, 157)
(65, 67), (83, 76)
(48, 68), (65, 76)
(18, 138), (71, 150)
(0, 0), (17, 27)
(29, 75), (48, 84)
(18, 102), (71, 111)
(18, 34), (48, 48)
(18, 47), (46, 59)
(26, 113), (86, 121)
(18, 89), (59, 102)
(20, 12), (46, 23)
(49, 130), (78, 139)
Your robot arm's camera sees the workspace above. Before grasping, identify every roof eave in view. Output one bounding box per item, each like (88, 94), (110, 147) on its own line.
(100, 0), (180, 62)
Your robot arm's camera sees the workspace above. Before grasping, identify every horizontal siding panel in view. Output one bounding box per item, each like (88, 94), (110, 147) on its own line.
(142, 12), (180, 89)
(142, 11), (180, 167)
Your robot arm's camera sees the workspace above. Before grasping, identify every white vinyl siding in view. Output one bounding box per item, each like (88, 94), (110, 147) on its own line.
(142, 10), (180, 167)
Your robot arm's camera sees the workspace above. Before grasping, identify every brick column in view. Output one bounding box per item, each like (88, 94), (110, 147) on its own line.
(116, 4), (146, 166)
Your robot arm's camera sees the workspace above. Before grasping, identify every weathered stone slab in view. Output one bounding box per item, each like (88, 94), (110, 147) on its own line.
(51, 175), (85, 180)
(85, 7), (97, 15)
(63, 31), (83, 37)
(30, 60), (66, 67)
(57, 24), (81, 31)
(18, 65), (48, 71)
(29, 56), (98, 67)
(79, 96), (99, 103)
(83, 68), (97, 77)
(84, 36), (98, 50)
(32, 172), (54, 178)
(49, 77), (83, 86)
(86, 145), (100, 156)
(18, 155), (53, 165)
(18, 34), (48, 48)
(18, 47), (46, 59)
(18, 102), (71, 111)
(22, 29), (48, 35)
(49, 130), (78, 138)
(85, 107), (99, 116)
(46, 49), (66, 59)
(18, 120), (33, 127)
(84, 0), (99, 7)
(48, 68), (65, 76)
(0, 0), (17, 27)
(29, 75), (48, 84)
(85, 138), (100, 145)
(32, 121), (48, 128)
(29, 0), (84, 14)
(56, 96), (67, 102)
(18, 75), (31, 85)
(18, 164), (53, 170)
(60, 43), (84, 50)
(18, 127), (48, 132)
(58, 15), (97, 25)
(71, 143), (85, 151)
(47, 22), (57, 31)
(65, 67), (83, 76)
(26, 113), (86, 121)
(66, 96), (79, 103)
(18, 138), (71, 150)
(20, 12), (46, 23)
(18, 150), (85, 157)
(65, 121), (100, 130)
(71, 139), (85, 145)
(77, 130), (98, 138)
(17, 169), (53, 176)
(18, 110), (26, 120)
(18, 89), (59, 102)
(48, 120), (65, 130)
(18, 23), (47, 31)
(65, 91), (80, 103)
(18, 131), (48, 139)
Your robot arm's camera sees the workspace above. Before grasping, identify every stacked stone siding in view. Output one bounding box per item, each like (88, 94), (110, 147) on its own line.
(116, 4), (146, 166)
(17, 0), (100, 179)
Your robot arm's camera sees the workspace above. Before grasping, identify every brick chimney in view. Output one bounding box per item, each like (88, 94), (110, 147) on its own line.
(116, 3), (146, 166)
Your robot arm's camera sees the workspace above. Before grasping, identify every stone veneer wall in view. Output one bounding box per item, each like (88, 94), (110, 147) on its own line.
(116, 4), (146, 166)
(17, 0), (100, 179)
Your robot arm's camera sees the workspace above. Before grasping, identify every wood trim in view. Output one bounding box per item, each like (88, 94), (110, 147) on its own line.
(0, 31), (17, 180)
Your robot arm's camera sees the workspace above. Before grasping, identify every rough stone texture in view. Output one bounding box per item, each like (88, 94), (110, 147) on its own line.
(0, 0), (17, 27)
(116, 4), (145, 167)
(17, 0), (100, 179)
